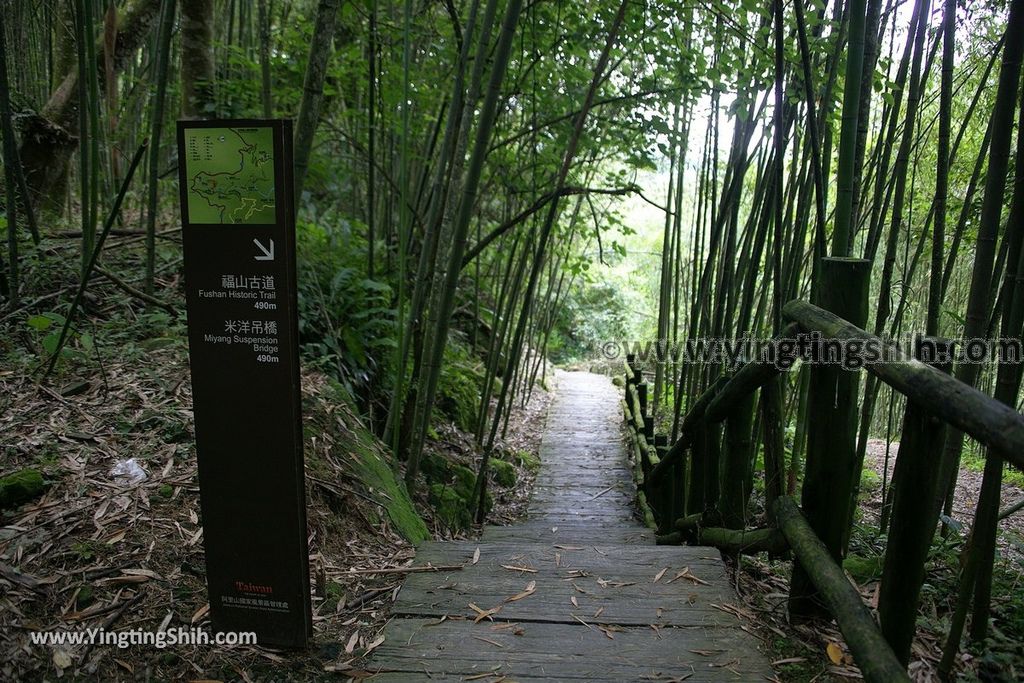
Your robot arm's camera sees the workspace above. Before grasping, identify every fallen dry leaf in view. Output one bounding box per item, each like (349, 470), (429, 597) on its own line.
(105, 529), (127, 545)
(471, 635), (505, 648)
(364, 635), (385, 655)
(52, 648), (72, 672)
(667, 567), (709, 586)
(504, 580), (537, 603)
(571, 614), (594, 630)
(191, 603), (210, 625)
(469, 602), (502, 623)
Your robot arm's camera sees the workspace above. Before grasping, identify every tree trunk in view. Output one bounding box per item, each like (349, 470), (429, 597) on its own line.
(144, 0), (177, 295)
(18, 0), (162, 213)
(180, 0), (215, 118)
(292, 0), (341, 201)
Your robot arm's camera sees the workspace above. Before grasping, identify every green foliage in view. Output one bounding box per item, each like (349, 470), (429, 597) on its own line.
(857, 468), (882, 501)
(71, 540), (101, 562)
(23, 311), (92, 364)
(548, 280), (634, 363)
(961, 448), (1024, 489)
(295, 221), (396, 396)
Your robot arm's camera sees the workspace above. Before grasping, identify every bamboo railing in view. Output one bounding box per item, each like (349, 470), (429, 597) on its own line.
(622, 294), (1024, 683)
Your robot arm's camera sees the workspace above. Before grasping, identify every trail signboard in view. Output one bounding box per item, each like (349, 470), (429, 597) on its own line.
(177, 119), (311, 648)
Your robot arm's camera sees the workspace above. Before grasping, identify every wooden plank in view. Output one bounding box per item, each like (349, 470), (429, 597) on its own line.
(481, 525), (655, 545)
(393, 542), (739, 627)
(369, 618), (772, 681)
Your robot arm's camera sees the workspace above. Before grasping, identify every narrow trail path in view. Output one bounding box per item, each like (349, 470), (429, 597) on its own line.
(368, 371), (773, 681)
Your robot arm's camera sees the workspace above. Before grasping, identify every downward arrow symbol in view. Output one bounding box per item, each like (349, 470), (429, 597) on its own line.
(253, 238), (275, 261)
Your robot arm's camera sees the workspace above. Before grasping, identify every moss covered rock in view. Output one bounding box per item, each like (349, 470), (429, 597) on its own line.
(311, 381), (429, 544)
(512, 449), (541, 471)
(490, 459), (517, 487)
(429, 484), (473, 529)
(451, 465), (477, 498)
(349, 440), (429, 543)
(427, 463), (493, 531)
(421, 453), (453, 482)
(843, 554), (884, 584)
(437, 343), (485, 432)
(0, 468), (46, 509)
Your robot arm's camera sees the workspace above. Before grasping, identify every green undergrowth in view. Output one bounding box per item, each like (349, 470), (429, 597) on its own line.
(961, 448), (1024, 489)
(512, 449), (541, 471)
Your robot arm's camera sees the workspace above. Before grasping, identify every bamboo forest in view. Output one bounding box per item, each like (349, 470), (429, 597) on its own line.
(2, 0), (1024, 680)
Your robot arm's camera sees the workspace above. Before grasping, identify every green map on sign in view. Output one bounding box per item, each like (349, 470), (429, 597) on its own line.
(184, 127), (276, 224)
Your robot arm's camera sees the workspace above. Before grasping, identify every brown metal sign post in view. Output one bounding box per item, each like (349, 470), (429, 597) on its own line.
(176, 119), (311, 648)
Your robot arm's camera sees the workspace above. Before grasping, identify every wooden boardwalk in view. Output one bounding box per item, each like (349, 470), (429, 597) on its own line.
(369, 372), (773, 681)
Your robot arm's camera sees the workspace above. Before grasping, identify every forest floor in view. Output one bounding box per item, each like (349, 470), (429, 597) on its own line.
(860, 439), (1024, 566)
(0, 290), (551, 682)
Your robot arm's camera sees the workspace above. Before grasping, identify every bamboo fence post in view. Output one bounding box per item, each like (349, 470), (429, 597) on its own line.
(789, 257), (871, 620)
(878, 336), (952, 665)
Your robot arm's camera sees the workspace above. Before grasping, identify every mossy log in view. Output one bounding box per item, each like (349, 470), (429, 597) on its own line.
(637, 491), (657, 529)
(675, 512), (703, 532)
(773, 497), (910, 683)
(655, 531), (682, 545)
(626, 382), (645, 433)
(699, 526), (788, 555)
(664, 516), (787, 555)
(783, 299), (1024, 470)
